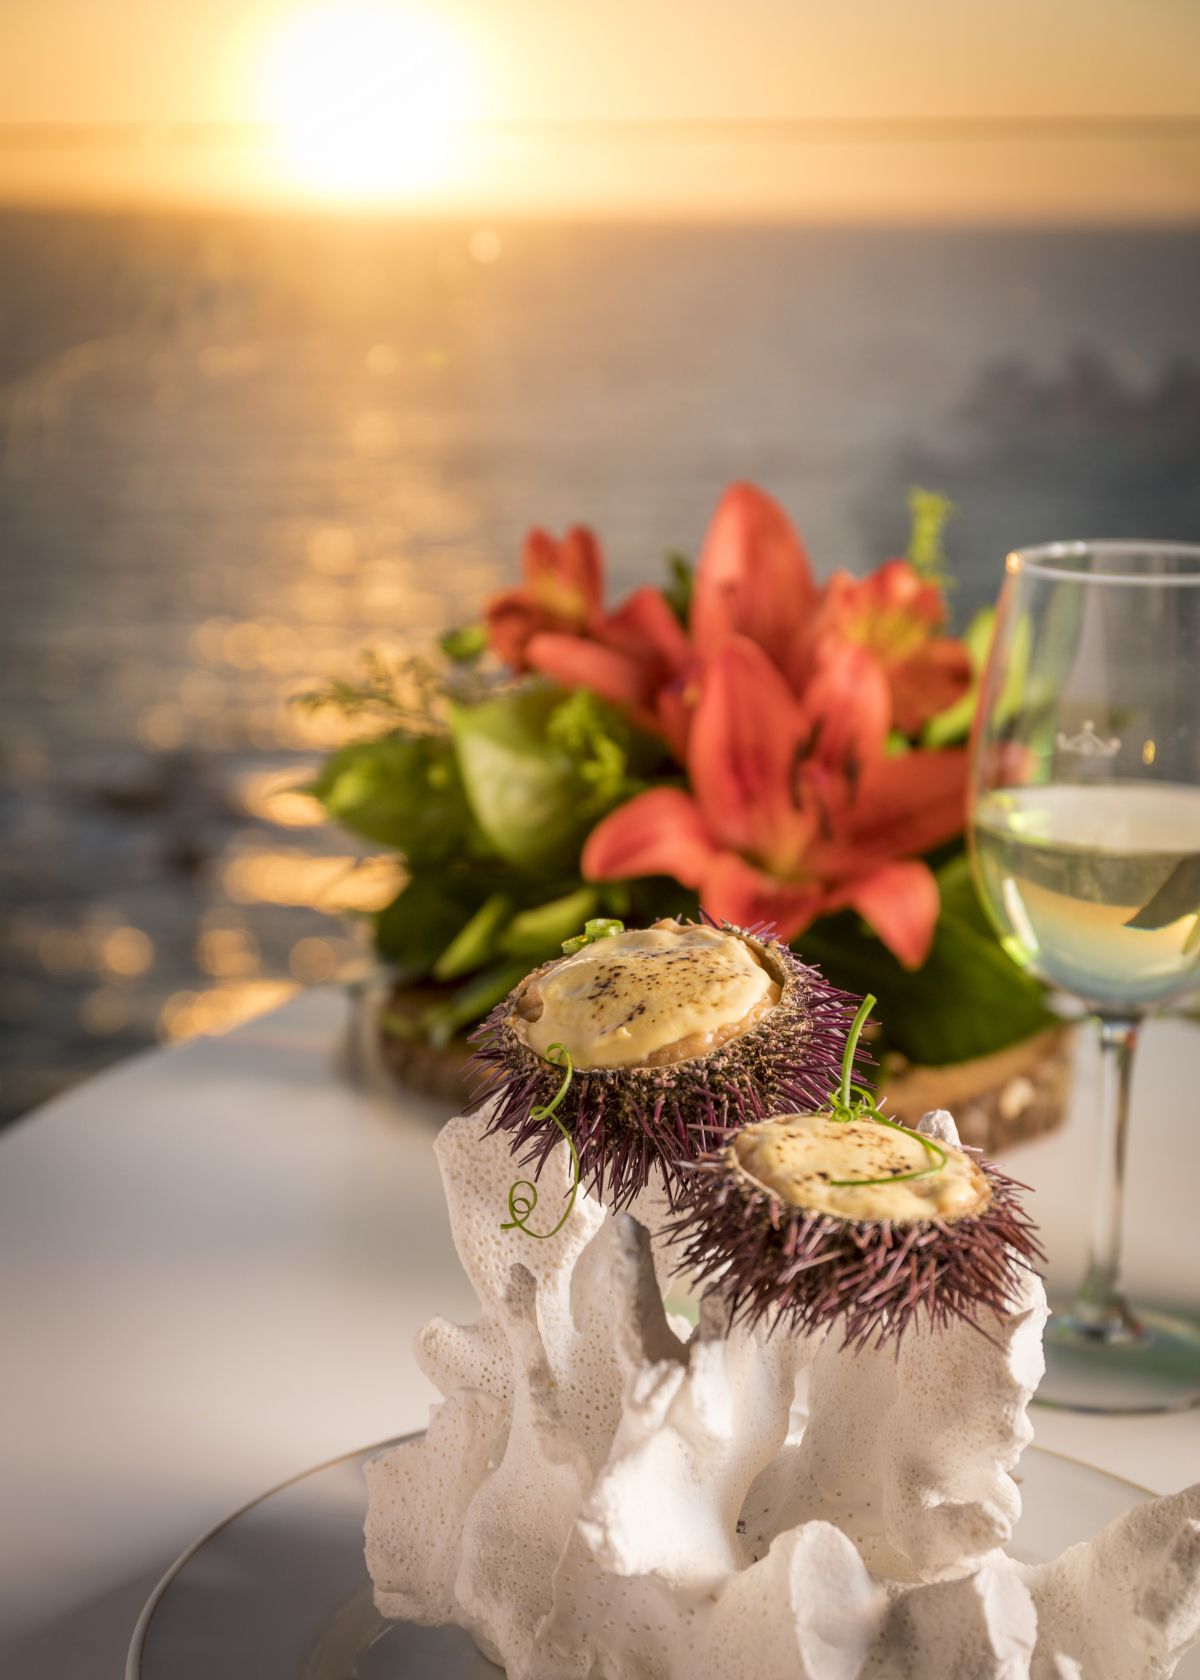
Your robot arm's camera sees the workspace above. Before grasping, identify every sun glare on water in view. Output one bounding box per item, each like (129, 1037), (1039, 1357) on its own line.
(262, 3), (475, 202)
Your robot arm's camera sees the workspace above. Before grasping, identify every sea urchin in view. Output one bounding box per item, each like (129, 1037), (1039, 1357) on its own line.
(668, 1115), (1042, 1350)
(468, 918), (860, 1210)
(666, 994), (1044, 1348)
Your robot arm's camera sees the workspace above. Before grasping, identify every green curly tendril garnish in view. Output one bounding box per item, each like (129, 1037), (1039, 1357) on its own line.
(561, 916), (625, 955)
(502, 1043), (581, 1239)
(826, 993), (947, 1188)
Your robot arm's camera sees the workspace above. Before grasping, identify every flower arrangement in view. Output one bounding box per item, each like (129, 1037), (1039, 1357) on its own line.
(306, 483), (1058, 1102)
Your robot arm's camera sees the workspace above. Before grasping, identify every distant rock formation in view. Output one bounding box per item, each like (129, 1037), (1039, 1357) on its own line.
(861, 350), (1200, 622)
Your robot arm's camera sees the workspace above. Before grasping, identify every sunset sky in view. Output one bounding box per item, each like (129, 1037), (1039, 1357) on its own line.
(2, 0), (1199, 217)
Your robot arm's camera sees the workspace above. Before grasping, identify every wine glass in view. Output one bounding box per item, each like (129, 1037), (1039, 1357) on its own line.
(968, 540), (1200, 1413)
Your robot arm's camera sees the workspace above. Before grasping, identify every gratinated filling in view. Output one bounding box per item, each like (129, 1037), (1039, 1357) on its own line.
(514, 920), (780, 1070)
(731, 1113), (991, 1225)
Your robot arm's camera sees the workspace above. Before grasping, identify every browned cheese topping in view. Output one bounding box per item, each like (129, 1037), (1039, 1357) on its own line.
(731, 1113), (992, 1224)
(516, 921), (780, 1069)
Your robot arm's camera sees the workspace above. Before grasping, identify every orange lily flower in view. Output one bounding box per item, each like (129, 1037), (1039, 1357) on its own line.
(527, 584), (691, 754)
(486, 524), (691, 751)
(808, 558), (972, 735)
(582, 635), (967, 967)
(485, 526), (604, 671)
(690, 481), (818, 684)
(530, 481), (819, 754)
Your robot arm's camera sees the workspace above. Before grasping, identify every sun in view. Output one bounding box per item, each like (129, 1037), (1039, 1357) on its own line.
(261, 3), (475, 202)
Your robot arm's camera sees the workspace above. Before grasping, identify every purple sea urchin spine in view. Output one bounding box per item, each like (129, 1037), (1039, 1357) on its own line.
(467, 924), (862, 1210)
(665, 1153), (1045, 1349)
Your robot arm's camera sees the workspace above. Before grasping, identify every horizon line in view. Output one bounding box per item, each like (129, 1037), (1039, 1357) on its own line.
(2, 115), (1200, 151)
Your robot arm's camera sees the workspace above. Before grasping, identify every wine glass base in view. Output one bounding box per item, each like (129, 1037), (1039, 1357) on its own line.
(1035, 1303), (1200, 1414)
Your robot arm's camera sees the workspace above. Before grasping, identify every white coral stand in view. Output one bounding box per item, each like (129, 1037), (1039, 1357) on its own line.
(365, 1110), (1200, 1680)
(0, 987), (1198, 1679)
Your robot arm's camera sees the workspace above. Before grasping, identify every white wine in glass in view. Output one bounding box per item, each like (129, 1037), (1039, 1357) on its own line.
(973, 782), (1200, 1012)
(969, 542), (1200, 1413)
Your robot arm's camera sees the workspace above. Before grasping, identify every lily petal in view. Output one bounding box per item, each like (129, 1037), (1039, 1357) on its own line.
(526, 632), (648, 710)
(850, 748), (969, 858)
(832, 858), (941, 969)
(581, 788), (718, 889)
(797, 642), (892, 773)
(699, 850), (824, 943)
(858, 557), (947, 629)
(691, 483), (817, 670)
(890, 640), (973, 736)
(602, 586), (691, 672)
(528, 628), (691, 752)
(524, 525), (604, 624)
(689, 636), (802, 863)
(807, 559), (970, 735)
(652, 683), (693, 762)
(488, 525), (607, 669)
(486, 593), (547, 670)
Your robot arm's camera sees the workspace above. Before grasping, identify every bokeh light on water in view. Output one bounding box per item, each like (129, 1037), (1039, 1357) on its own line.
(0, 214), (513, 1116)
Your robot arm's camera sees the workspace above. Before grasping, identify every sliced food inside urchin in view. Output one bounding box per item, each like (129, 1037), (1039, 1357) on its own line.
(666, 1111), (1044, 1348)
(468, 919), (862, 1210)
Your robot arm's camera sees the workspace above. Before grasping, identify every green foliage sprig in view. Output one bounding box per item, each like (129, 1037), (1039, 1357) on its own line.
(906, 486), (957, 591)
(501, 1043), (580, 1239)
(561, 916), (625, 955)
(826, 993), (948, 1188)
(663, 551), (695, 625)
(295, 648), (443, 727)
(545, 691), (640, 817)
(439, 623), (488, 664)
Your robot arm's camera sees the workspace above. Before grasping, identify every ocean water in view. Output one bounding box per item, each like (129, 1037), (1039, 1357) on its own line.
(2, 209), (1199, 1120)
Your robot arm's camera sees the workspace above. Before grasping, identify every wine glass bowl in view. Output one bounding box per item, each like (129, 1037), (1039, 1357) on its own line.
(968, 540), (1200, 1412)
(972, 779), (1200, 1011)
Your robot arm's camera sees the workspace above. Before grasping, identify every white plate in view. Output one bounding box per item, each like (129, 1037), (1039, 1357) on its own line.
(128, 1437), (1199, 1679)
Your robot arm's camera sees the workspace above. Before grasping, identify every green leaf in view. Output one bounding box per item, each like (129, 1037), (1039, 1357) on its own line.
(420, 961), (532, 1049)
(432, 891), (513, 980)
(449, 687), (629, 874)
(543, 689), (639, 811)
(933, 849), (995, 937)
(374, 876), (488, 982)
(439, 623), (488, 664)
(501, 888), (601, 957)
(449, 689), (580, 872)
(799, 857), (1054, 1065)
(922, 602), (1034, 750)
(923, 605), (993, 747)
(310, 733), (476, 863)
(663, 552), (695, 625)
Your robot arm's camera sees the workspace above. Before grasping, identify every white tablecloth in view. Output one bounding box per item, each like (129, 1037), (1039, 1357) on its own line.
(1, 987), (1198, 1677)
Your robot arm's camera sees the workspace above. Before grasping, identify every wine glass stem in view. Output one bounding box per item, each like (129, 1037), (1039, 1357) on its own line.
(1073, 1015), (1143, 1339)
